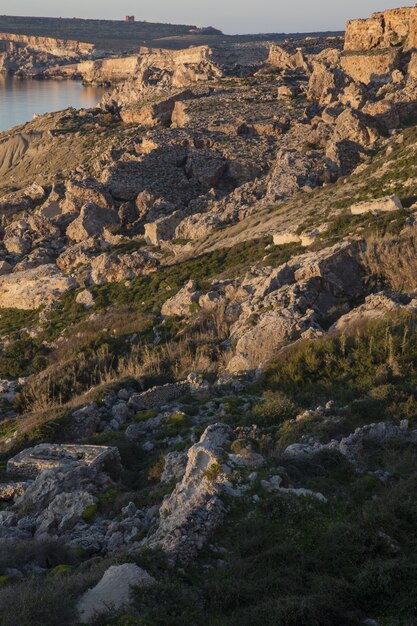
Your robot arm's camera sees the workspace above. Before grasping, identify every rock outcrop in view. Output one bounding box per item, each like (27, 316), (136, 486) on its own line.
(0, 264), (77, 310)
(77, 564), (155, 623)
(148, 423), (232, 564)
(7, 444), (121, 479)
(350, 194), (402, 215)
(342, 6), (417, 84)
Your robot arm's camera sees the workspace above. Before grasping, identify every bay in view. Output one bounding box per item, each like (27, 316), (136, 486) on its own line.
(0, 74), (107, 132)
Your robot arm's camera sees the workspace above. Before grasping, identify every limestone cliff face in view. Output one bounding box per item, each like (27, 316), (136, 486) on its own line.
(78, 46), (224, 88)
(0, 33), (95, 57)
(342, 5), (417, 84)
(345, 7), (417, 52)
(0, 33), (98, 76)
(75, 56), (141, 83)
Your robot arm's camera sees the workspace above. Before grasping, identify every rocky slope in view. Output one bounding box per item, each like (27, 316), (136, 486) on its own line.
(2, 5), (417, 626)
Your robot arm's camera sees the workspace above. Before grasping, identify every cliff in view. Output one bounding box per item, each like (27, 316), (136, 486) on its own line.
(0, 33), (96, 58)
(345, 6), (417, 51)
(341, 5), (417, 84)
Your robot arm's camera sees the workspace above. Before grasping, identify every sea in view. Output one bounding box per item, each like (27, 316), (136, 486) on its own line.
(0, 74), (107, 132)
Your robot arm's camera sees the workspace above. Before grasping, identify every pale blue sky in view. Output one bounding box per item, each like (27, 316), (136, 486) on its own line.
(0, 1), (414, 34)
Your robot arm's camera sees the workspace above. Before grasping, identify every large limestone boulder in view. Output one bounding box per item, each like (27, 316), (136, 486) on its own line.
(307, 62), (348, 104)
(90, 252), (159, 285)
(350, 195), (402, 215)
(77, 564), (155, 623)
(267, 148), (334, 201)
(8, 444), (122, 517)
(161, 280), (202, 317)
(226, 242), (364, 372)
(120, 90), (192, 127)
(292, 242), (364, 297)
(268, 45), (310, 73)
(144, 212), (183, 245)
(3, 216), (61, 256)
(331, 108), (379, 148)
(0, 264), (77, 309)
(56, 239), (97, 273)
(184, 153), (227, 188)
(7, 444), (121, 479)
(228, 306), (318, 373)
(62, 179), (113, 215)
(330, 293), (407, 333)
(35, 491), (96, 536)
(273, 231), (302, 246)
(66, 202), (119, 242)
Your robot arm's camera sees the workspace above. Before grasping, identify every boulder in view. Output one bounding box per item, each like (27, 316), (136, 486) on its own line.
(35, 491), (96, 535)
(350, 195), (402, 215)
(161, 280), (202, 317)
(76, 289), (95, 308)
(56, 239), (97, 273)
(120, 90), (192, 128)
(7, 444), (121, 480)
(268, 45), (310, 73)
(3, 216), (61, 256)
(273, 231), (301, 246)
(267, 148), (334, 201)
(77, 564), (155, 624)
(199, 291), (222, 311)
(66, 202), (119, 243)
(292, 242), (363, 297)
(185, 153), (227, 188)
(330, 293), (407, 333)
(62, 179), (112, 215)
(0, 264), (77, 310)
(144, 212), (183, 246)
(90, 252), (158, 285)
(307, 62), (348, 104)
(331, 108), (379, 148)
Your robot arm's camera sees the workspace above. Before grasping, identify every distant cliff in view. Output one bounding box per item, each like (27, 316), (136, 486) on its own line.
(0, 33), (96, 57)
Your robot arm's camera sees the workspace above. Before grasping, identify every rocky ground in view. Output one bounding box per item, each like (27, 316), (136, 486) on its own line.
(1, 5), (417, 625)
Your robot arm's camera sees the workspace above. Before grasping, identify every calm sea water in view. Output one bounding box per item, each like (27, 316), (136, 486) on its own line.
(0, 75), (108, 132)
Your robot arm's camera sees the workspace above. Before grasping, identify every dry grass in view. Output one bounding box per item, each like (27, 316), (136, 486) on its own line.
(362, 227), (417, 292)
(0, 303), (233, 449)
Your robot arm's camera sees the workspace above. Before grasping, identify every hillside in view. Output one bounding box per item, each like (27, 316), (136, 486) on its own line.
(0, 5), (417, 626)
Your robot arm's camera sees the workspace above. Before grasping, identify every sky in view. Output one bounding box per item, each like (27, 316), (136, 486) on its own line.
(0, 1), (415, 35)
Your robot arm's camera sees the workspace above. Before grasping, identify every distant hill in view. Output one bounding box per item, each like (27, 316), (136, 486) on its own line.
(0, 15), (342, 52)
(0, 15), (223, 51)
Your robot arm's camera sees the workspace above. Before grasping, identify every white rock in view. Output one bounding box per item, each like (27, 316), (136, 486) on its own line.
(77, 564), (155, 623)
(273, 231), (301, 246)
(0, 264), (77, 310)
(350, 195), (402, 215)
(76, 289), (95, 308)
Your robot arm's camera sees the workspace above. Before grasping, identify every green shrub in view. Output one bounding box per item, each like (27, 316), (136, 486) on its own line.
(134, 409), (158, 422)
(165, 412), (190, 436)
(203, 462), (222, 482)
(49, 564), (74, 577)
(81, 504), (99, 524)
(252, 390), (299, 426)
(148, 457), (165, 482)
